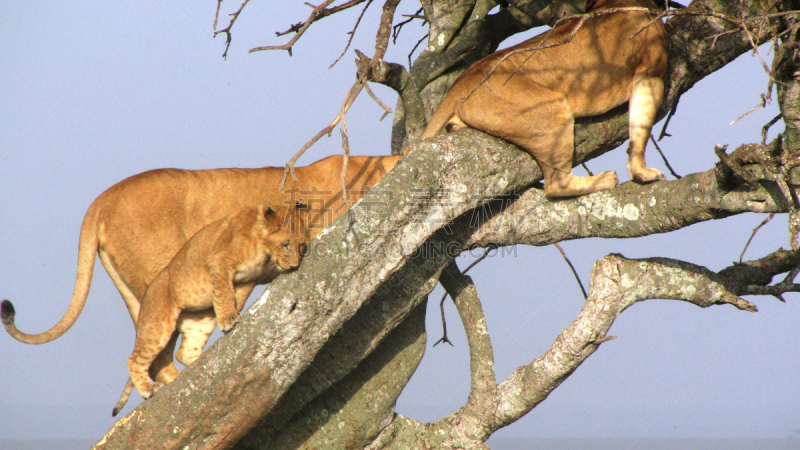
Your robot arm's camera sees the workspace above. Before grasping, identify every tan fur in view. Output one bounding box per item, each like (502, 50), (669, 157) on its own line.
(420, 0), (670, 197)
(1, 154), (399, 413)
(126, 205), (306, 401)
(2, 154), (398, 343)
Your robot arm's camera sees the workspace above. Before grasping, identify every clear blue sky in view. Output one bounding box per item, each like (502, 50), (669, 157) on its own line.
(1, 0), (797, 444)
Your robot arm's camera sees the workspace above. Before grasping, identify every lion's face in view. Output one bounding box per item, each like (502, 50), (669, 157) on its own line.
(261, 206), (308, 273)
(272, 231), (306, 272)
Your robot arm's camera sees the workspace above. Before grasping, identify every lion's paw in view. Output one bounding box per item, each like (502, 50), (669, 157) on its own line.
(630, 166), (665, 184)
(218, 312), (241, 333)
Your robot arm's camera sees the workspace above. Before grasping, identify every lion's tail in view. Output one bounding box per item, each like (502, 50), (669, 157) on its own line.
(418, 93), (460, 141)
(112, 378), (135, 417)
(2, 202), (100, 344)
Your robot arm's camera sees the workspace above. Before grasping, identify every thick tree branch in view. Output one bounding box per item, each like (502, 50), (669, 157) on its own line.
(257, 301), (427, 449)
(95, 130), (541, 450)
(96, 1), (796, 447)
(370, 249), (791, 447)
(235, 258), (443, 448)
(463, 144), (792, 250)
(488, 254), (758, 432)
(438, 262), (497, 411)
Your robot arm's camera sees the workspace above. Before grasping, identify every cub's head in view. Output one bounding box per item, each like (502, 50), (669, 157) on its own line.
(259, 204), (309, 273)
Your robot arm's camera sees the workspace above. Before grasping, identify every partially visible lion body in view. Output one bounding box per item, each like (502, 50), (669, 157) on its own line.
(420, 0), (670, 197)
(127, 205), (307, 401)
(95, 154), (401, 326)
(2, 154), (400, 347)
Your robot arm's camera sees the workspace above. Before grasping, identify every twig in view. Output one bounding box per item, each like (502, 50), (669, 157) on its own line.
(274, 0), (369, 38)
(554, 243), (587, 299)
(278, 0), (401, 192)
(730, 94), (769, 125)
(743, 21), (777, 84)
(582, 162), (594, 176)
(329, 0), (375, 69)
(762, 114), (782, 145)
(433, 294), (454, 347)
(649, 134), (682, 179)
(740, 213), (775, 263)
(213, 0), (251, 59)
(392, 7), (425, 43)
(408, 33), (429, 68)
(341, 109), (351, 196)
(462, 246), (495, 273)
(658, 98), (679, 140)
(359, 70), (392, 120)
(434, 248), (495, 347)
(437, 261), (497, 405)
(213, 0), (223, 31)
(279, 80), (362, 190)
(251, 0), (337, 56)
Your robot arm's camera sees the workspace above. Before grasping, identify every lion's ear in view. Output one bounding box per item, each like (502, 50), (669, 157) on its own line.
(264, 206), (275, 218)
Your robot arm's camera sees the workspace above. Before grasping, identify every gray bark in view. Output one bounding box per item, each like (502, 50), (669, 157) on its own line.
(94, 0), (799, 448)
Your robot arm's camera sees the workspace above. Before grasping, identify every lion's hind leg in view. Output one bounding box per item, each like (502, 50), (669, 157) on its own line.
(150, 331), (180, 384)
(127, 281), (181, 400)
(175, 311), (217, 367)
(627, 74), (665, 184)
(456, 79), (618, 197)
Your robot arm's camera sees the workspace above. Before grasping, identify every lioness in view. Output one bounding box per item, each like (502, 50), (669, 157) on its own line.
(420, 0), (673, 197)
(126, 204), (306, 401)
(2, 154), (399, 381)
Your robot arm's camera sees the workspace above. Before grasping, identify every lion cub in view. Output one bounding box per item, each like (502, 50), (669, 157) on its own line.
(127, 204), (307, 400)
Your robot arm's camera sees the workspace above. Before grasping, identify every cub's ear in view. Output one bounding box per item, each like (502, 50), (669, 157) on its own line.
(263, 206), (275, 219)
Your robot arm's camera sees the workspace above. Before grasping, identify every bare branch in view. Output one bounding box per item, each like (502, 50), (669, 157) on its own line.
(392, 7), (426, 44)
(359, 54), (426, 149)
(339, 113), (351, 206)
(434, 248), (494, 347)
(213, 0), (251, 59)
(740, 213), (776, 262)
(329, 0), (374, 69)
(359, 69), (392, 120)
(554, 243), (587, 299)
(464, 143), (789, 250)
(213, 0), (223, 31)
(489, 254), (759, 432)
(658, 97), (678, 140)
(438, 262), (496, 412)
(433, 293), (454, 347)
(279, 0), (401, 192)
(251, 0), (337, 56)
(730, 93), (771, 125)
(762, 114), (783, 144)
(650, 134), (682, 178)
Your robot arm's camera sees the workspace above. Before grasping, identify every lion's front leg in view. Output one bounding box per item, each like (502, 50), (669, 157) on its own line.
(209, 267), (240, 333)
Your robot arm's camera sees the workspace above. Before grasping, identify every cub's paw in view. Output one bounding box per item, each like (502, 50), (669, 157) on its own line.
(218, 312), (241, 333)
(152, 381), (164, 394)
(139, 384), (155, 400)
